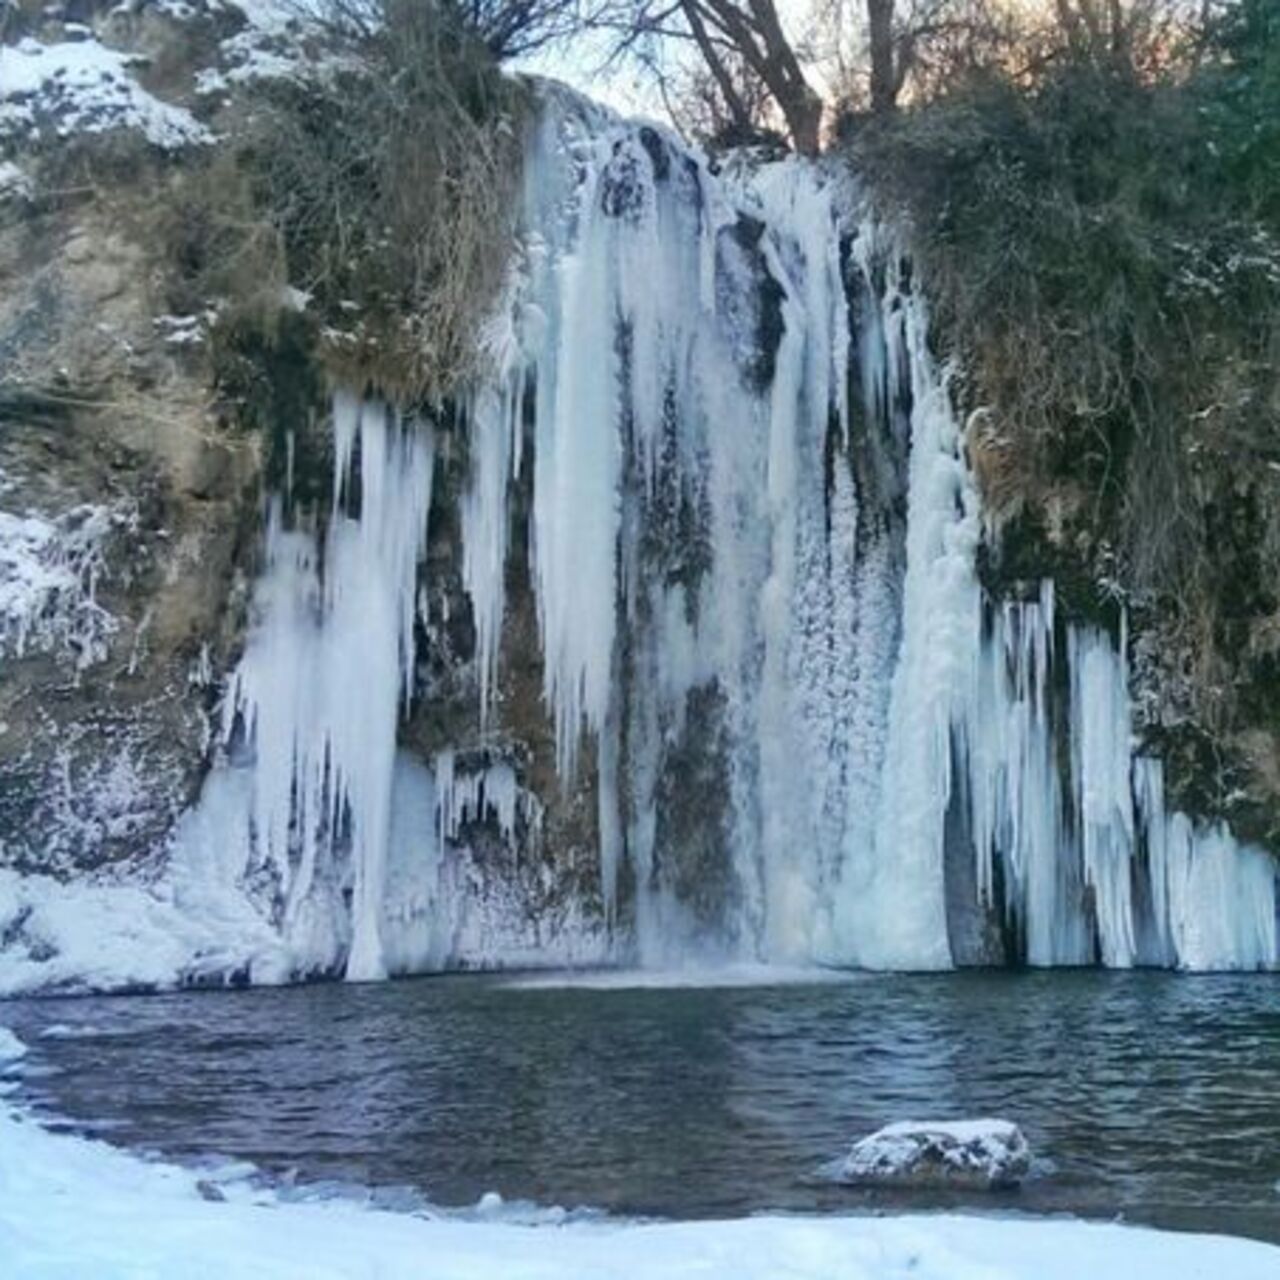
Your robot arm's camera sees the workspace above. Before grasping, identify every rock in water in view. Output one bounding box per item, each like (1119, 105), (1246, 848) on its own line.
(838, 1119), (1030, 1190)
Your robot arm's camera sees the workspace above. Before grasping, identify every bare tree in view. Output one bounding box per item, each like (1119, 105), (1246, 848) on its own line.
(596, 0), (825, 153)
(810, 0), (980, 116)
(454, 0), (589, 58)
(304, 0), (585, 60)
(1049, 0), (1198, 76)
(667, 45), (782, 146)
(867, 0), (897, 111)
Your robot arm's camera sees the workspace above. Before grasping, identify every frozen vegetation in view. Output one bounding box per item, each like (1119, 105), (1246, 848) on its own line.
(0, 489), (124, 670)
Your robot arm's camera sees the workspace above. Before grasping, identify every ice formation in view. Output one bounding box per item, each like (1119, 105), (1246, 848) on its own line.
(961, 584), (1277, 969)
(447, 92), (1275, 973)
(1, 86), (1275, 994)
(216, 396), (436, 981)
(0, 495), (122, 670)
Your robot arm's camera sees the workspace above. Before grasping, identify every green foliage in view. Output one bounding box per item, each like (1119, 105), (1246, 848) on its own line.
(1198, 0), (1280, 223)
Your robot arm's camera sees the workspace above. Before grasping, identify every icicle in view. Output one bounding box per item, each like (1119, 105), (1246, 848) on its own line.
(223, 397), (434, 983)
(435, 750), (527, 847)
(531, 145), (622, 780)
(830, 224), (981, 970)
(962, 582), (1092, 965)
(461, 381), (519, 727)
(1068, 621), (1137, 966)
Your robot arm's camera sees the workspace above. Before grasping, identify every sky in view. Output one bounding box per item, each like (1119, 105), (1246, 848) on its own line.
(512, 0), (831, 122)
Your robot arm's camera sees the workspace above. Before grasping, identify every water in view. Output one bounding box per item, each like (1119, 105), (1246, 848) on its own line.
(5, 972), (1280, 1242)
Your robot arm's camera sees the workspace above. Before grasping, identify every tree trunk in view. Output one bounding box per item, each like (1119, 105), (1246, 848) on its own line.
(779, 80), (823, 155)
(867, 0), (897, 113)
(697, 0), (824, 153)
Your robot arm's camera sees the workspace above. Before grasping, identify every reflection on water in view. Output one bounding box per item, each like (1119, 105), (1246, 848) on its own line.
(6, 970), (1280, 1241)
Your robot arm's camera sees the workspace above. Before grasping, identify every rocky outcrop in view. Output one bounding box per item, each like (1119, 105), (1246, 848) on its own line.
(0, 133), (259, 875)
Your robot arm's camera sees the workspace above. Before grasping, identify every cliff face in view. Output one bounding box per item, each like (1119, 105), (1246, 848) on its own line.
(975, 469), (1280, 862)
(0, 134), (258, 877)
(0, 3), (609, 980)
(0, 4), (1276, 994)
(850, 66), (1280, 865)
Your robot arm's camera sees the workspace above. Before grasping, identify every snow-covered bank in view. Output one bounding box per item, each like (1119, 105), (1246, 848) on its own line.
(0, 37), (210, 148)
(1, 1029), (1278, 1279)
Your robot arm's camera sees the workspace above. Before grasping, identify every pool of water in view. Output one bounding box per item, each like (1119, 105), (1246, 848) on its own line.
(5, 970), (1280, 1241)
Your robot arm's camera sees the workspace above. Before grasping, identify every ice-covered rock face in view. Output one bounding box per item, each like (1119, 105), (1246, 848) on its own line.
(838, 1119), (1031, 1190)
(0, 82), (1276, 996)
(0, 160), (32, 202)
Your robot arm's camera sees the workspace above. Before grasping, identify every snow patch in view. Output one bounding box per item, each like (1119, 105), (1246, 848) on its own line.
(0, 1026), (27, 1062)
(0, 38), (211, 148)
(0, 159), (32, 201)
(196, 0), (353, 95)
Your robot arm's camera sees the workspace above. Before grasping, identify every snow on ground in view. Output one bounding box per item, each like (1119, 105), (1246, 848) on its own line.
(0, 862), (287, 998)
(1, 1027), (1278, 1279)
(0, 37), (210, 147)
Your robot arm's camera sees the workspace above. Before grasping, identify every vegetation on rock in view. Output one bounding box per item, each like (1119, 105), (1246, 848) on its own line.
(851, 1), (1280, 847)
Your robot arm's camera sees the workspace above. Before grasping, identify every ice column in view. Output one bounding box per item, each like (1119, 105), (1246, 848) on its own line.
(225, 396), (435, 982)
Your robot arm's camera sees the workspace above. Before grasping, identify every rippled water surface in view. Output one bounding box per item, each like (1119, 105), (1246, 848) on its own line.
(6, 971), (1280, 1240)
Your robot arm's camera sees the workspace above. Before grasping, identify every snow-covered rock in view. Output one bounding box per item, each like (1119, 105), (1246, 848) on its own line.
(838, 1119), (1031, 1190)
(195, 0), (351, 96)
(0, 1026), (26, 1062)
(0, 37), (210, 148)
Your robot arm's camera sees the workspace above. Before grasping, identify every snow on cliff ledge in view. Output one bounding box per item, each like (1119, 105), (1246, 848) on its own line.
(0, 37), (210, 148)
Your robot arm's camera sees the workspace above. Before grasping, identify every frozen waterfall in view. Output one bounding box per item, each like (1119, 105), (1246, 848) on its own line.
(40, 84), (1271, 994)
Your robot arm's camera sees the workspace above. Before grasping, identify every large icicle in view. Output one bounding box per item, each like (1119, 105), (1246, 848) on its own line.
(224, 396), (435, 982)
(829, 223), (982, 970)
(965, 583), (1090, 965)
(531, 139), (623, 778)
(1069, 621), (1138, 966)
(962, 585), (1278, 971)
(1137, 758), (1277, 969)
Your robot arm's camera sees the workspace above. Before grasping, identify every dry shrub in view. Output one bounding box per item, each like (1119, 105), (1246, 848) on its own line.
(155, 1), (527, 408)
(854, 42), (1280, 836)
(246, 0), (528, 402)
(856, 64), (1280, 600)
